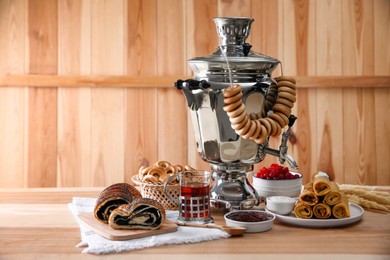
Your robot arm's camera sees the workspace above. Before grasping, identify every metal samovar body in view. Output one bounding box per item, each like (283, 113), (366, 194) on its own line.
(175, 17), (298, 210)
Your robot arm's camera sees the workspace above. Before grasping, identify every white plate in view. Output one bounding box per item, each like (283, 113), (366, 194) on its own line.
(267, 202), (364, 228)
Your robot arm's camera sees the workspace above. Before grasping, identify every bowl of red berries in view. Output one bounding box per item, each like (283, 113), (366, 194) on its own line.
(252, 164), (302, 198)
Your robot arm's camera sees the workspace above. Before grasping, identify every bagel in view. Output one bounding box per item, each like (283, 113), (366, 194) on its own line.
(250, 120), (262, 140)
(229, 109), (247, 124)
(254, 124), (267, 144)
(269, 112), (287, 128)
(276, 76), (296, 85)
(275, 112), (289, 126)
(265, 118), (277, 136)
(273, 103), (292, 117)
(278, 86), (296, 96)
(259, 118), (272, 135)
(275, 97), (294, 108)
(223, 85), (242, 97)
(278, 92), (297, 103)
(224, 91), (243, 104)
(155, 160), (171, 168)
(227, 103), (246, 118)
(223, 100), (242, 112)
(242, 121), (257, 139)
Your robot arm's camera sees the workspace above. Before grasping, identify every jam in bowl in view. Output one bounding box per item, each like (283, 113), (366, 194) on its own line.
(224, 210), (275, 233)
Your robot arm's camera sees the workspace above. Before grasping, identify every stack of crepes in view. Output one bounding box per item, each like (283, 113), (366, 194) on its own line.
(294, 172), (350, 219)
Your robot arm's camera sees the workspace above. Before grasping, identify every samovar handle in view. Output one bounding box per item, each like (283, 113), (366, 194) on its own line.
(174, 79), (210, 90)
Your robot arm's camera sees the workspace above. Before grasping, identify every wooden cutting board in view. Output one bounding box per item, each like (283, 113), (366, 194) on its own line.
(77, 212), (178, 241)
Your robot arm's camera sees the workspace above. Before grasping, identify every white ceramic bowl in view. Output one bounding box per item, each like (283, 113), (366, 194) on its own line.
(252, 172), (302, 198)
(224, 210), (275, 233)
(266, 196), (297, 215)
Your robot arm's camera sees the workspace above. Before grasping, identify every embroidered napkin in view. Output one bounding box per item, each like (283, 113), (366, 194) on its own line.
(69, 197), (230, 254)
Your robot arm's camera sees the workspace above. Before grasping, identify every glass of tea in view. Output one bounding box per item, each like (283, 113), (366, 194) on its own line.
(164, 170), (213, 224)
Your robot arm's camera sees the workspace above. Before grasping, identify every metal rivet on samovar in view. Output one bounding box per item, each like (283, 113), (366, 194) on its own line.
(174, 17), (299, 210)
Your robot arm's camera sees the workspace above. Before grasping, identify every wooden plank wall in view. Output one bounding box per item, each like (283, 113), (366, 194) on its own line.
(0, 0), (389, 188)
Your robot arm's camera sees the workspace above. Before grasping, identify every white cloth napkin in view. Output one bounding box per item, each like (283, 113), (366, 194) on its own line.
(68, 197), (230, 254)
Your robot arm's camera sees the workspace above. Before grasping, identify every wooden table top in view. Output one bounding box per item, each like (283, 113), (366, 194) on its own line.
(0, 187), (389, 259)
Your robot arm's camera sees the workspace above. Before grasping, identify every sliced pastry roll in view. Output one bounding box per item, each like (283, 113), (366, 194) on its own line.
(313, 203), (331, 219)
(94, 183), (142, 224)
(294, 201), (313, 219)
(109, 198), (166, 230)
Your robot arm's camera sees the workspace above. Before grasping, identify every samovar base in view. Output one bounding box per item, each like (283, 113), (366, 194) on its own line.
(209, 163), (259, 210)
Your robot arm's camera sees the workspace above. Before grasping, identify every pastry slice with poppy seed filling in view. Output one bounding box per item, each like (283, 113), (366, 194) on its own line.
(109, 198), (166, 230)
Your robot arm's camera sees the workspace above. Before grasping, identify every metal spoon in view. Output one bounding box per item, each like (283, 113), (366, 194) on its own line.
(176, 221), (246, 236)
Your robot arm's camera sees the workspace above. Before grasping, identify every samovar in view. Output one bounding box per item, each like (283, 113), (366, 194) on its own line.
(174, 17), (298, 210)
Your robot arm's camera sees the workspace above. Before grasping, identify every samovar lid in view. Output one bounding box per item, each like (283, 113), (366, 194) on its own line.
(188, 17), (280, 84)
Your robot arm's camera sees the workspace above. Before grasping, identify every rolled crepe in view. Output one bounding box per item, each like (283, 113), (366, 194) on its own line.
(299, 183), (319, 206)
(313, 203), (332, 219)
(332, 193), (350, 219)
(294, 201), (313, 219)
(323, 182), (342, 205)
(313, 172), (331, 196)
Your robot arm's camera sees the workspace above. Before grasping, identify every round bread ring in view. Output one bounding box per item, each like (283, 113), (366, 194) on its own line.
(231, 116), (249, 131)
(223, 100), (242, 112)
(143, 175), (159, 184)
(250, 120), (262, 140)
(269, 113), (287, 128)
(278, 86), (296, 96)
(224, 91), (243, 104)
(139, 166), (152, 179)
(147, 167), (163, 178)
(277, 80), (297, 90)
(254, 125), (267, 144)
(275, 97), (294, 108)
(164, 165), (177, 175)
(224, 85), (242, 97)
(138, 165), (147, 176)
(236, 118), (252, 136)
(273, 103), (292, 117)
(229, 109), (247, 124)
(273, 120), (282, 136)
(227, 103), (245, 118)
(265, 117), (277, 136)
(155, 160), (171, 168)
(259, 118), (272, 135)
(275, 112), (289, 126)
(174, 165), (184, 173)
(278, 92), (297, 103)
(242, 121), (257, 139)
(276, 76), (296, 85)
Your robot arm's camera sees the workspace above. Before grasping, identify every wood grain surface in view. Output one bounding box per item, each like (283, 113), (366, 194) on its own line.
(0, 0), (389, 188)
(0, 188), (389, 257)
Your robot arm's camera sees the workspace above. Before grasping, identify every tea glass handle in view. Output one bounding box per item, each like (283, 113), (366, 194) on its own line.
(163, 174), (179, 202)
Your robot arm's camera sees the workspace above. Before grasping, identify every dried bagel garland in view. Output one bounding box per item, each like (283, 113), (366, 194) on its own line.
(223, 76), (296, 144)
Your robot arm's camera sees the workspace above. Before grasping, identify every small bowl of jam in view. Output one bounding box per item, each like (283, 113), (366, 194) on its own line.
(224, 210), (275, 233)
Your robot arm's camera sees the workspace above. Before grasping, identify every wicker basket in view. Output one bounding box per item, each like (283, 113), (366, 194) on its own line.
(131, 175), (179, 210)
